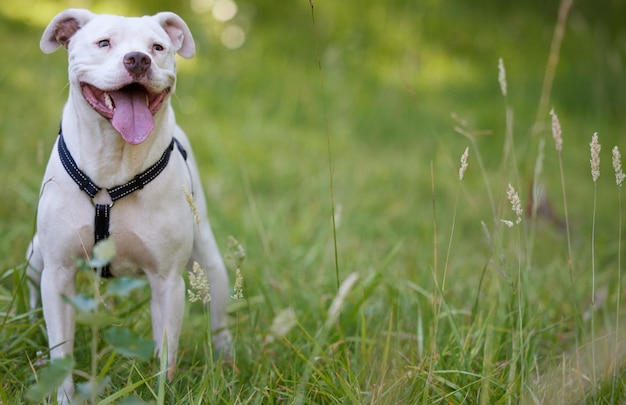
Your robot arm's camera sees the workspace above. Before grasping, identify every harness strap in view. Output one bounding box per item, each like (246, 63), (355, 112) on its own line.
(57, 135), (101, 198)
(57, 128), (189, 278)
(94, 204), (112, 277)
(107, 140), (176, 201)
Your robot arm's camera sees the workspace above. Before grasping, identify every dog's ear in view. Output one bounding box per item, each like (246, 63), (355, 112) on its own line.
(41, 9), (97, 53)
(154, 12), (196, 59)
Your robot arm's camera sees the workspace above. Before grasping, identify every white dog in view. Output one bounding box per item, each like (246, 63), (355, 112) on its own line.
(26, 9), (231, 402)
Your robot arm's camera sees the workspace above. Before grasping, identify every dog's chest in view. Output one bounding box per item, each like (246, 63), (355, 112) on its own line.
(38, 170), (195, 277)
(103, 192), (196, 276)
(43, 136), (196, 276)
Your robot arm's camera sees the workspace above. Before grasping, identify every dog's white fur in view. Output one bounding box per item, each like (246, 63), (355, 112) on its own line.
(27, 9), (230, 403)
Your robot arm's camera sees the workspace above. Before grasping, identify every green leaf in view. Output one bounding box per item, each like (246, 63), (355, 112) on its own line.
(89, 257), (110, 269)
(75, 311), (121, 327)
(103, 327), (155, 360)
(90, 238), (116, 268)
(62, 294), (121, 326)
(63, 294), (97, 313)
(106, 277), (148, 298)
(27, 356), (74, 400)
(76, 376), (111, 399)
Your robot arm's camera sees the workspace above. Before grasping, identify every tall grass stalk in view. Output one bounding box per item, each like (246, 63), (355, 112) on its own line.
(516, 225), (524, 402)
(442, 147), (469, 293)
(504, 184), (525, 402)
(533, 0), (574, 135)
(90, 276), (100, 405)
(611, 145), (624, 403)
(527, 138), (546, 269)
(499, 62), (527, 400)
(550, 109), (580, 337)
(427, 162), (470, 388)
(589, 132), (601, 395)
(431, 160), (438, 279)
(498, 58), (520, 193)
(433, 147), (468, 399)
(454, 124), (498, 226)
(308, 0), (340, 289)
(294, 272), (360, 403)
(428, 160), (439, 399)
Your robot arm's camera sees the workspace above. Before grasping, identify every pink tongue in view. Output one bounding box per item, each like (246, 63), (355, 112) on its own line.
(109, 88), (154, 144)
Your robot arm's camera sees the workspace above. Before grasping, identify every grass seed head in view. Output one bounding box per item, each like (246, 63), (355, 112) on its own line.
(550, 108), (563, 153)
(498, 57), (507, 97)
(188, 261), (211, 305)
(266, 307), (297, 343)
(183, 185), (200, 225)
(507, 183), (523, 225)
(590, 132), (601, 183)
(613, 146), (625, 187)
(459, 146), (469, 180)
(231, 268), (244, 300)
(227, 236), (246, 269)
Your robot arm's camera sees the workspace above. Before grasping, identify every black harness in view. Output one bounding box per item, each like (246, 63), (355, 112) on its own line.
(56, 127), (188, 278)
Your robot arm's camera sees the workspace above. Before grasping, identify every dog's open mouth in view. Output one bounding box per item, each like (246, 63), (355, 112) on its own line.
(81, 83), (170, 145)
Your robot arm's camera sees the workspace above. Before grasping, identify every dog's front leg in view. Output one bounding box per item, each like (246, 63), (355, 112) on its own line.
(26, 235), (43, 310)
(148, 273), (185, 379)
(40, 266), (77, 403)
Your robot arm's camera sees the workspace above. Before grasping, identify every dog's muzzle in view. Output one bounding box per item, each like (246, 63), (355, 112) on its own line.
(80, 80), (171, 145)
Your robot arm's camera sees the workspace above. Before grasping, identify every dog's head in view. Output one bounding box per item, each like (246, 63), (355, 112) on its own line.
(41, 9), (195, 144)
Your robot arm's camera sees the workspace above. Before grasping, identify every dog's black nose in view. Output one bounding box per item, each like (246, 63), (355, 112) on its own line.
(123, 52), (151, 76)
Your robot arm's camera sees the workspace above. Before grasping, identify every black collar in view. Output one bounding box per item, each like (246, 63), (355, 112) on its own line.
(56, 126), (188, 277)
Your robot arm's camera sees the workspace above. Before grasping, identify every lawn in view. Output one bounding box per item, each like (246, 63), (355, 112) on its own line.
(1, 0), (626, 403)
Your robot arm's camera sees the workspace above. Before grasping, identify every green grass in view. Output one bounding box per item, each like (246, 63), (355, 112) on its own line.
(2, 0), (626, 403)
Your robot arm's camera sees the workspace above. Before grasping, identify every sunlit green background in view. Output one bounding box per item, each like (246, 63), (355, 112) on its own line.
(1, 0), (624, 266)
(2, 0), (626, 294)
(2, 0), (626, 401)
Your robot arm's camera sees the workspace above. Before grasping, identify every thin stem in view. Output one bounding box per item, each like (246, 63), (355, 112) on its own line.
(516, 225), (525, 402)
(612, 188), (622, 403)
(533, 0), (574, 135)
(90, 271), (102, 405)
(473, 139), (497, 226)
(456, 127), (497, 226)
(430, 160), (439, 360)
(308, 0), (340, 289)
(157, 335), (167, 405)
(90, 324), (98, 404)
(556, 150), (582, 380)
(591, 182), (598, 394)
(558, 153), (576, 304)
(502, 106), (519, 187)
(431, 161), (438, 278)
(527, 138), (546, 270)
(442, 182), (461, 292)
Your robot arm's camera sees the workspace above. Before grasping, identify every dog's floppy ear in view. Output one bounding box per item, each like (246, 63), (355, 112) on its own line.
(154, 12), (196, 59)
(41, 8), (97, 53)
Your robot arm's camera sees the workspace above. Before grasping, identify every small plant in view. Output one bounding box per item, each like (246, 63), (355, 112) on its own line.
(27, 239), (157, 404)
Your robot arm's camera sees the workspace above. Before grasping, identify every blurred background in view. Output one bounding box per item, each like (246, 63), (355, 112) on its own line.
(2, 1), (626, 401)
(1, 0), (625, 293)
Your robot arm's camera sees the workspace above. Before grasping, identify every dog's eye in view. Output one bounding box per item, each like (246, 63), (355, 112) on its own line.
(153, 43), (164, 52)
(98, 39), (110, 48)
